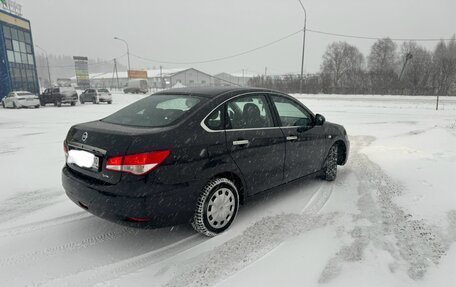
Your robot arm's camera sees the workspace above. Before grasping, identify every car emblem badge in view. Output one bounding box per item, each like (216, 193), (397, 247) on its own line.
(82, 132), (88, 142)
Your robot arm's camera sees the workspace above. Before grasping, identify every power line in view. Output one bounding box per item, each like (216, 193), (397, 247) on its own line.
(306, 28), (455, 42)
(35, 53), (127, 69)
(130, 29), (304, 65)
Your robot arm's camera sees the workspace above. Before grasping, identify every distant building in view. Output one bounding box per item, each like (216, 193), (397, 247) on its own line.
(0, 8), (39, 100)
(213, 72), (256, 87)
(75, 67), (216, 90)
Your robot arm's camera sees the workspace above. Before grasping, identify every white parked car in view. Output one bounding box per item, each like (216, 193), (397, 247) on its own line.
(1, 91), (40, 109)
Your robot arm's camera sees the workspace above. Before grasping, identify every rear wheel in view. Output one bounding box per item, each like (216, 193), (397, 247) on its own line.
(107, 101), (112, 104)
(80, 98), (84, 104)
(322, 145), (338, 181)
(40, 100), (45, 107)
(192, 178), (239, 237)
(2, 101), (5, 108)
(70, 101), (76, 106)
(35, 105), (40, 108)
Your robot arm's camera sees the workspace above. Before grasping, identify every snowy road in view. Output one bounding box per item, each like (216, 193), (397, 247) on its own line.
(0, 93), (455, 286)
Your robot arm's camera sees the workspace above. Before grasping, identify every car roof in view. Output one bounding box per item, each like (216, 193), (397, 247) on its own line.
(154, 87), (280, 98)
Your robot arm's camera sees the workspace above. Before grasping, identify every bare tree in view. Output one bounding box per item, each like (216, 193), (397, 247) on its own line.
(321, 41), (364, 93)
(431, 36), (456, 96)
(367, 38), (399, 94)
(400, 41), (433, 95)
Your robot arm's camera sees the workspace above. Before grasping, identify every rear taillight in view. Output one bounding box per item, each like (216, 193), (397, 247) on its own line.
(106, 150), (170, 175)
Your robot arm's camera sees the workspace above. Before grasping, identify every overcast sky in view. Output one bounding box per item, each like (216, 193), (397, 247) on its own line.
(19, 0), (455, 75)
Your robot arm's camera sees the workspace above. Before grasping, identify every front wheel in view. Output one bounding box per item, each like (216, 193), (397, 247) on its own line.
(13, 102), (18, 109)
(2, 101), (5, 108)
(192, 178), (239, 237)
(322, 145), (338, 181)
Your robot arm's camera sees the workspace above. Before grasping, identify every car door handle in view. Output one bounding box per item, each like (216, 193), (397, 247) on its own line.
(286, 135), (298, 141)
(233, 140), (249, 146)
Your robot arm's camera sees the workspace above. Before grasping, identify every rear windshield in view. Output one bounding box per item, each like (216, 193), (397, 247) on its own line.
(98, 89), (109, 93)
(102, 95), (204, 127)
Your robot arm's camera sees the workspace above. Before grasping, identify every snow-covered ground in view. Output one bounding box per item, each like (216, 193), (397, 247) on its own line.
(0, 93), (455, 287)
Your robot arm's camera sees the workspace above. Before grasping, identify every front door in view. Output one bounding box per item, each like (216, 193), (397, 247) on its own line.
(225, 93), (285, 195)
(270, 94), (324, 182)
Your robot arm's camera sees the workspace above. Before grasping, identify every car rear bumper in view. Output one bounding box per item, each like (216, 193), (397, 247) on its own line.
(17, 99), (39, 107)
(61, 98), (78, 103)
(62, 166), (199, 228)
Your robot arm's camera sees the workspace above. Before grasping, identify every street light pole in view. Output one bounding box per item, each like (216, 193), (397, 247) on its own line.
(35, 44), (52, 87)
(298, 0), (307, 95)
(114, 37), (131, 78)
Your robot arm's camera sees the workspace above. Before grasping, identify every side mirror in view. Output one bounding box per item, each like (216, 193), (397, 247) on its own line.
(315, 114), (326, 126)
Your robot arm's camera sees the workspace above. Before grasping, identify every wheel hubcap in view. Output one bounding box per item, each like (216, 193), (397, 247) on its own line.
(207, 188), (235, 229)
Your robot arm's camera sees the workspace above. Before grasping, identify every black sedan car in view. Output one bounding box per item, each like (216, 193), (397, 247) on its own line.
(62, 87), (349, 236)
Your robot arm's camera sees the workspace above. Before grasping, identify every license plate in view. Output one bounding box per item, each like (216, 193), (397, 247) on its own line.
(67, 150), (99, 170)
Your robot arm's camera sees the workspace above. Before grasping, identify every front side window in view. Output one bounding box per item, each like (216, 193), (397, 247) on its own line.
(102, 95), (204, 127)
(226, 94), (274, 129)
(271, 95), (312, 127)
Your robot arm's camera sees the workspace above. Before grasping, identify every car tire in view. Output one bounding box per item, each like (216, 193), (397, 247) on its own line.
(35, 105), (40, 109)
(40, 100), (45, 107)
(56, 101), (62, 107)
(2, 101), (5, 108)
(13, 102), (18, 109)
(80, 99), (84, 104)
(192, 178), (239, 237)
(93, 97), (99, 104)
(322, 145), (338, 181)
(71, 101), (76, 106)
(107, 101), (112, 104)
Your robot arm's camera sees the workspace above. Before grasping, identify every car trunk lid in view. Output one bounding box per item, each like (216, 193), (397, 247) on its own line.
(66, 120), (148, 184)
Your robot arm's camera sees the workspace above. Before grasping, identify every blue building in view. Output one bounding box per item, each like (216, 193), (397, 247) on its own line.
(0, 8), (39, 101)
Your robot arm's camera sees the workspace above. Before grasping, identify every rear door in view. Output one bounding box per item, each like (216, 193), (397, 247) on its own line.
(270, 94), (324, 181)
(225, 93), (285, 195)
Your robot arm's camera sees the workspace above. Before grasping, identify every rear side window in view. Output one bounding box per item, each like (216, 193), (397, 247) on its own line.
(205, 106), (225, 130)
(226, 95), (274, 129)
(102, 95), (204, 127)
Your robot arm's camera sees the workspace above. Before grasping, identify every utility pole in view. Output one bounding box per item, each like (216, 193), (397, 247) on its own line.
(298, 0), (307, 95)
(35, 44), (52, 87)
(114, 37), (131, 78)
(242, 69), (245, 87)
(111, 58), (120, 90)
(399, 53), (413, 81)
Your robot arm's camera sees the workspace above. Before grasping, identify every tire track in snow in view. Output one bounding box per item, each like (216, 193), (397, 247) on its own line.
(0, 189), (64, 225)
(0, 227), (132, 267)
(38, 234), (203, 287)
(164, 184), (337, 287)
(0, 212), (90, 239)
(319, 135), (452, 282)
